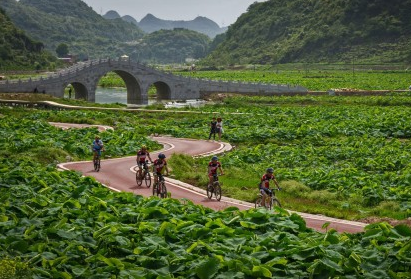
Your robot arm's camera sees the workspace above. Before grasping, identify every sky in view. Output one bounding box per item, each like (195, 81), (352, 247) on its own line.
(81, 0), (266, 27)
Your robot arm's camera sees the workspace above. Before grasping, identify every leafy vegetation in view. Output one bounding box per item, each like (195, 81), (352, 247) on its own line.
(205, 0), (411, 65)
(0, 8), (58, 70)
(175, 67), (411, 91)
(0, 110), (160, 164)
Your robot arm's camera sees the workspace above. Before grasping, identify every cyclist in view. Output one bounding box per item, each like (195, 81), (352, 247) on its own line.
(208, 156), (224, 186)
(136, 145), (153, 178)
(92, 135), (104, 161)
(152, 153), (169, 185)
(259, 167), (280, 206)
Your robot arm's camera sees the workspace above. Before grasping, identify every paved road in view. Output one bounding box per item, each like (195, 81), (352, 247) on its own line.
(55, 123), (366, 234)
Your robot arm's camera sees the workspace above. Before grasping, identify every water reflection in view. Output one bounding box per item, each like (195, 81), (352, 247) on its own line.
(95, 87), (127, 104)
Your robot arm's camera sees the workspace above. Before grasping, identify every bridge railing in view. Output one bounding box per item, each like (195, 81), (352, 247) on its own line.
(0, 58), (110, 85)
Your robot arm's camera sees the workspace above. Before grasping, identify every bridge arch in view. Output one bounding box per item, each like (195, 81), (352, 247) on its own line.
(67, 82), (88, 100)
(150, 81), (171, 101)
(110, 70), (142, 104)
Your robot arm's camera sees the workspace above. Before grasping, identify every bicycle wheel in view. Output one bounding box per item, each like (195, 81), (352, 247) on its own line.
(206, 184), (214, 199)
(144, 172), (151, 188)
(255, 196), (263, 208)
(267, 198), (273, 210)
(152, 183), (157, 196)
(272, 197), (281, 208)
(214, 182), (222, 201)
(136, 170), (143, 186)
(94, 158), (100, 172)
(158, 182), (167, 198)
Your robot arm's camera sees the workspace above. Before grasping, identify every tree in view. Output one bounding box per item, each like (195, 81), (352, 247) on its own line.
(56, 43), (69, 57)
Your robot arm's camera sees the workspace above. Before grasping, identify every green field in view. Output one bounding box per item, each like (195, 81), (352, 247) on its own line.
(95, 66), (411, 92)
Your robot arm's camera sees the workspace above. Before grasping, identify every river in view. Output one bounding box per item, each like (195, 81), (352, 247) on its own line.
(95, 87), (128, 104)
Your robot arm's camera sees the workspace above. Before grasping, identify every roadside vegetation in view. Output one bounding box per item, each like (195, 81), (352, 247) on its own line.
(2, 93), (411, 222)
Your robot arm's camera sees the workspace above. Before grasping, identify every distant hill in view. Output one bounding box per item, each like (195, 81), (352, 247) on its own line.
(121, 15), (139, 26)
(0, 8), (57, 70)
(0, 0), (145, 60)
(122, 28), (211, 64)
(103, 11), (226, 38)
(205, 0), (411, 65)
(103, 10), (121, 20)
(139, 14), (226, 38)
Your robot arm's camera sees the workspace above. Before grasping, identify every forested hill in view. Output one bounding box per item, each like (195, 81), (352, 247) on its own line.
(0, 0), (144, 60)
(0, 8), (57, 70)
(205, 0), (411, 65)
(138, 14), (226, 38)
(135, 28), (211, 64)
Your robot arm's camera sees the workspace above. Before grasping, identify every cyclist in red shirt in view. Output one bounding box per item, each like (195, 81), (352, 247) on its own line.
(208, 156), (224, 186)
(259, 168), (280, 205)
(136, 145), (153, 178)
(152, 153), (169, 185)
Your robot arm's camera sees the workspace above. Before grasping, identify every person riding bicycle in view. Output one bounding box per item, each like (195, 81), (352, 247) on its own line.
(136, 145), (153, 178)
(259, 167), (280, 205)
(92, 135), (104, 161)
(208, 156), (224, 186)
(152, 153), (169, 185)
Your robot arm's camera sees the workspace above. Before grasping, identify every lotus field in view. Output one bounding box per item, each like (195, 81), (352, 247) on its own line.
(1, 93), (411, 277)
(174, 68), (411, 91)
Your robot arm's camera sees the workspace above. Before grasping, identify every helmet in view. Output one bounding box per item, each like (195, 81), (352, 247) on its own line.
(266, 168), (274, 173)
(95, 135), (100, 139)
(158, 153), (166, 159)
(211, 156), (218, 161)
(141, 145), (147, 149)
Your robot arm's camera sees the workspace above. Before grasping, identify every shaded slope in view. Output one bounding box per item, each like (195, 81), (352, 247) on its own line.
(206, 0), (411, 64)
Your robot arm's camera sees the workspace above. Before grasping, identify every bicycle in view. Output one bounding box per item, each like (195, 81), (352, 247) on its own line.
(136, 160), (151, 187)
(255, 188), (281, 210)
(152, 173), (167, 198)
(206, 173), (222, 201)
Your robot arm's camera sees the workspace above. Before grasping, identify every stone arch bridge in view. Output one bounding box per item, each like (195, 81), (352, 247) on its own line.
(0, 58), (308, 105)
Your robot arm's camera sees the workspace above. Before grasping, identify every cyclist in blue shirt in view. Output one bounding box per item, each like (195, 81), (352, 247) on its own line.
(92, 135), (104, 160)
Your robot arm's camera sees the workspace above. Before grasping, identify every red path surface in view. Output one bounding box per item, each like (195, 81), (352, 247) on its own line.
(56, 123), (366, 234)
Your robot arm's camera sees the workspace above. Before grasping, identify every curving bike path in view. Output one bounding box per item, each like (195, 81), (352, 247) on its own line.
(55, 123), (366, 234)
